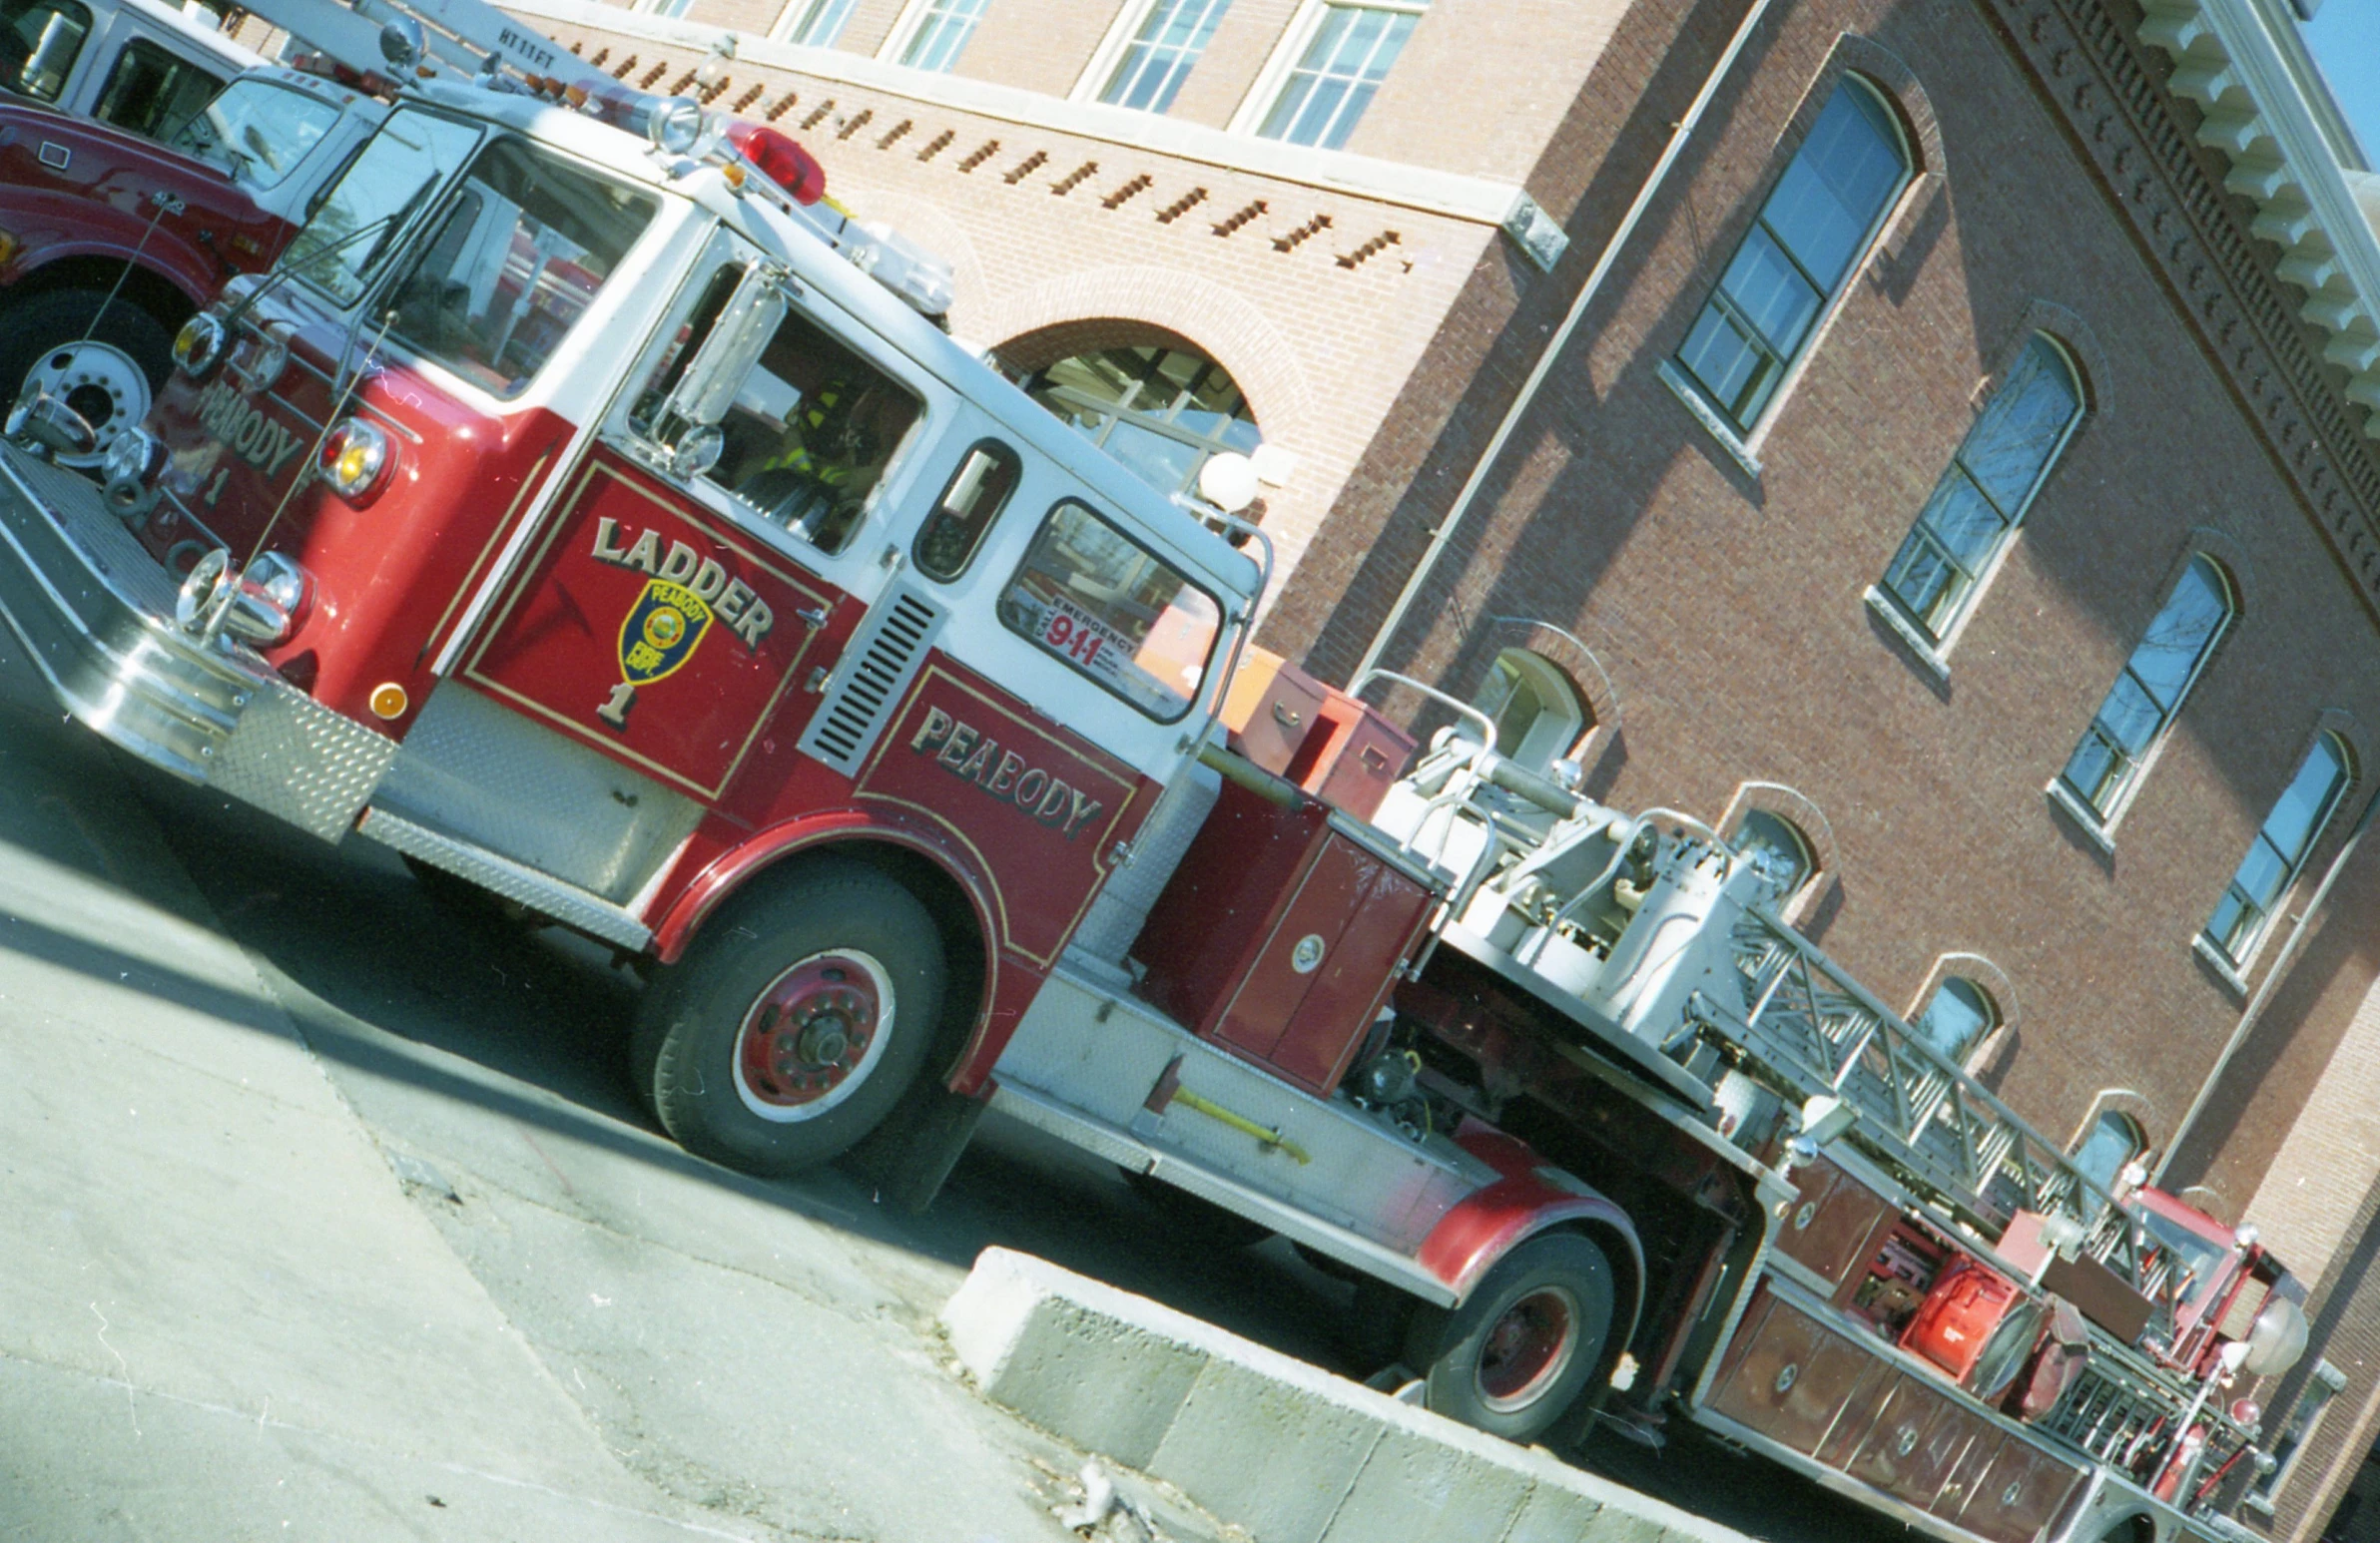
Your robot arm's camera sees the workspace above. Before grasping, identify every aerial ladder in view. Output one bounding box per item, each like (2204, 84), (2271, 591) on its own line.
(1352, 714), (2308, 1538)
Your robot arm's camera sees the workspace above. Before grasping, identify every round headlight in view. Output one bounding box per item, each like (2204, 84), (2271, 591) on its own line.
(173, 312), (226, 377)
(644, 95), (703, 156)
(318, 417), (392, 500)
(174, 546), (235, 634)
(103, 426), (162, 487)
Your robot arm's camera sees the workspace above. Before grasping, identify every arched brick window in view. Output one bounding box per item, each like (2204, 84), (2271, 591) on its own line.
(2205, 732), (2356, 968)
(1471, 648), (1588, 772)
(2059, 554), (2235, 823)
(2074, 1109), (2147, 1191)
(1915, 977), (1999, 1065)
(1672, 75), (1911, 432)
(1879, 333), (2084, 644)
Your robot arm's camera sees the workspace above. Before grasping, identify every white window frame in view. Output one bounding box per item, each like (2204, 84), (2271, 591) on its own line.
(1073, 0), (1240, 108)
(772, 0), (861, 46)
(1071, 0), (1159, 102)
(1873, 334), (2086, 664)
(1660, 74), (1914, 473)
(1223, 0), (1425, 142)
(2050, 553), (2235, 846)
(1912, 976), (1999, 1066)
(877, 0), (989, 70)
(2247, 1359), (2350, 1514)
(2202, 731), (2355, 975)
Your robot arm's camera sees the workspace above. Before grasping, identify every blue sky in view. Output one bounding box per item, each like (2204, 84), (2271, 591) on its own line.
(2306, 1), (2380, 163)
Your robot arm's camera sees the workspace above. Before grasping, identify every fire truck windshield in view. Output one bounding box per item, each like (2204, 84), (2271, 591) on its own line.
(383, 139), (656, 398)
(997, 500), (1221, 722)
(285, 108), (480, 305)
(172, 77), (343, 190)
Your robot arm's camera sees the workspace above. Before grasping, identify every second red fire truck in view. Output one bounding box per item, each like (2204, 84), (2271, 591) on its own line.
(0, 1), (2314, 1539)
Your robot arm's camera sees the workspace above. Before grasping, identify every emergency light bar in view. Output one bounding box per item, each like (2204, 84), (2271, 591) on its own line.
(230, 0), (955, 314)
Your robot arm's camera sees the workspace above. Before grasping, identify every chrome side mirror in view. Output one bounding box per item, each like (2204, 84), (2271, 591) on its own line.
(379, 18), (427, 73)
(655, 264), (788, 472)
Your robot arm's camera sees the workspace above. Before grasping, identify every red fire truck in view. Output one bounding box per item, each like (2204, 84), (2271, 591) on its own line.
(0, 64), (386, 466)
(0, 1), (2312, 1539)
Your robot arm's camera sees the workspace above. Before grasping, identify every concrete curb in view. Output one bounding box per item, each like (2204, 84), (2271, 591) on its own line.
(943, 1247), (1751, 1543)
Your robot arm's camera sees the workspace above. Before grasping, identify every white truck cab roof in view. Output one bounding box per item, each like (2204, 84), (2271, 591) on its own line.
(2, 0), (263, 143)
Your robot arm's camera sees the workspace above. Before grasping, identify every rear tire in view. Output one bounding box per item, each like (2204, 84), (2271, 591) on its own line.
(1408, 1230), (1613, 1443)
(635, 858), (945, 1177)
(0, 289), (175, 468)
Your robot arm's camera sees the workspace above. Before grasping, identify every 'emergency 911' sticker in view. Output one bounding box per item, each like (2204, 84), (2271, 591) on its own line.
(996, 500), (1220, 724)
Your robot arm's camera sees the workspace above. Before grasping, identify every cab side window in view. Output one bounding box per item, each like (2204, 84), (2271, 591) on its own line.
(93, 37), (221, 142)
(998, 500), (1220, 722)
(0, 0), (91, 103)
(913, 441), (1019, 580)
(701, 302), (922, 556)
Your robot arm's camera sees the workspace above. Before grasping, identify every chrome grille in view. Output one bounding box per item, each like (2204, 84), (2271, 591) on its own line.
(799, 587), (943, 775)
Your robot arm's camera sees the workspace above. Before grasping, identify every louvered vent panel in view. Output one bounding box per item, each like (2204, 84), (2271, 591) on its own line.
(799, 588), (946, 775)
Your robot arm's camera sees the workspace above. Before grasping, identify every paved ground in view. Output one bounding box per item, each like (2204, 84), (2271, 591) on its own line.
(0, 636), (1904, 1543)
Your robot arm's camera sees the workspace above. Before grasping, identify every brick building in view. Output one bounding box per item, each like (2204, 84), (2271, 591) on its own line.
(1240, 1), (2380, 1539)
(477, 0), (2380, 1534)
(505, 0), (1637, 597)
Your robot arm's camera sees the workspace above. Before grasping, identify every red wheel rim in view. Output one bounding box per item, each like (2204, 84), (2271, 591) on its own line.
(732, 950), (892, 1122)
(1477, 1286), (1579, 1413)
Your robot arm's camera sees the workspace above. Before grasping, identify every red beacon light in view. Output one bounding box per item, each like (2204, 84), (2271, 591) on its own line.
(285, 47), (393, 97)
(723, 121), (827, 206)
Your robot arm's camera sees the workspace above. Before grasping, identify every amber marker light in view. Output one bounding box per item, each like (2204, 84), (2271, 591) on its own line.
(319, 418), (393, 501)
(368, 682), (409, 720)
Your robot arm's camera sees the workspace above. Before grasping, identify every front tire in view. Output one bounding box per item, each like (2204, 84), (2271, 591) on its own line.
(1408, 1230), (1614, 1443)
(0, 289), (175, 468)
(636, 858), (945, 1177)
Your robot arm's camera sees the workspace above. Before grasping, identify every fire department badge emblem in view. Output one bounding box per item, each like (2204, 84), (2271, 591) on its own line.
(620, 579), (713, 686)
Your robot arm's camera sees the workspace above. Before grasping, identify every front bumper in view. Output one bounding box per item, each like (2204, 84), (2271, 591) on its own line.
(0, 442), (394, 840)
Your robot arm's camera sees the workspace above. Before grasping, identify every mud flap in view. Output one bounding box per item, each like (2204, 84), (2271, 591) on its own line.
(841, 1076), (988, 1214)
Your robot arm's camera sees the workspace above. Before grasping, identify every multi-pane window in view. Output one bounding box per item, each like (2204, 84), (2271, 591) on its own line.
(1256, 0), (1425, 151)
(780, 0), (859, 45)
(1674, 80), (1909, 431)
(647, 0), (694, 16)
(1732, 810), (1815, 900)
(2059, 555), (2233, 820)
(900, 0), (989, 72)
(2206, 735), (2353, 966)
(1473, 650), (1586, 772)
(1102, 0), (1233, 113)
(1915, 978), (1997, 1065)
(1023, 344), (1260, 500)
(2250, 1361), (2348, 1511)
(2073, 1110), (2145, 1191)
(1881, 335), (2083, 641)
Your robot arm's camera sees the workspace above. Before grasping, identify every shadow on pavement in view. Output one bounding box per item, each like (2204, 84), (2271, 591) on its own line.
(11, 693), (1370, 1371)
(0, 680), (1903, 1542)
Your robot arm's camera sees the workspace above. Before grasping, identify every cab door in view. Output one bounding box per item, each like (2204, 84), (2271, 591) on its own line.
(457, 229), (944, 804)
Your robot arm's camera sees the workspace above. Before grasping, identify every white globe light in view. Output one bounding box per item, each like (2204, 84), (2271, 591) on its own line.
(1197, 451), (1260, 514)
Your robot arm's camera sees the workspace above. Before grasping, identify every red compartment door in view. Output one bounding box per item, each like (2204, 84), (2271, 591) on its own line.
(1210, 830), (1431, 1096)
(1708, 1292), (1888, 1456)
(462, 450), (838, 800)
